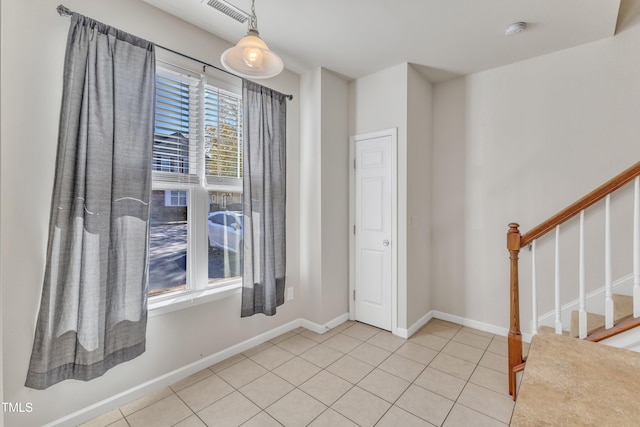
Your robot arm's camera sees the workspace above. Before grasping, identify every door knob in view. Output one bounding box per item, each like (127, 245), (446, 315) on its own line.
(383, 239), (390, 246)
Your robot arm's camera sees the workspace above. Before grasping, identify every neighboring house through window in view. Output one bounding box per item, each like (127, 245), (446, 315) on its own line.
(165, 190), (188, 207)
(149, 61), (243, 299)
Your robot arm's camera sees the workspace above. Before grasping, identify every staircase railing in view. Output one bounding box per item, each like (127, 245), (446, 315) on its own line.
(507, 161), (640, 400)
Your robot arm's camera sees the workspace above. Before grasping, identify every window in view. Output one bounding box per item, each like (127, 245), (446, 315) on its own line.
(165, 190), (187, 206)
(149, 62), (243, 298)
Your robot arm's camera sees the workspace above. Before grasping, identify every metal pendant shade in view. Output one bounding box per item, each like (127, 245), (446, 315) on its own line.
(221, 0), (283, 79)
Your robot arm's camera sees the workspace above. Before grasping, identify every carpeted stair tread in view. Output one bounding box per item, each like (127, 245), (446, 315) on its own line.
(569, 294), (633, 338)
(538, 326), (570, 336)
(614, 293), (634, 319)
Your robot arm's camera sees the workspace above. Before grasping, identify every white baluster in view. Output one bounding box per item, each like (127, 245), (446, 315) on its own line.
(531, 239), (538, 335)
(579, 210), (587, 339)
(555, 225), (562, 335)
(635, 177), (640, 318)
(605, 194), (614, 329)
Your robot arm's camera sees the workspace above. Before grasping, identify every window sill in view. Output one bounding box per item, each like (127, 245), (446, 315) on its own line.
(148, 280), (242, 317)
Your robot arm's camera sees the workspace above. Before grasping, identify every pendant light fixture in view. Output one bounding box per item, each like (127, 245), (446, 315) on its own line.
(221, 0), (284, 79)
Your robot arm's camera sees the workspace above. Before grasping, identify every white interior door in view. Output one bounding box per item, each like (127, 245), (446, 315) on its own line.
(353, 130), (396, 331)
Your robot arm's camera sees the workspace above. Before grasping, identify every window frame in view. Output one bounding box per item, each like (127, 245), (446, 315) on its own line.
(148, 60), (244, 311)
(165, 190), (188, 207)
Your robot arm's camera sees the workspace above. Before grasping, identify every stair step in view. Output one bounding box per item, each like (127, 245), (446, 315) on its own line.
(570, 311), (607, 338)
(511, 333), (640, 426)
(615, 293), (634, 318)
(538, 326), (570, 336)
(569, 294), (633, 338)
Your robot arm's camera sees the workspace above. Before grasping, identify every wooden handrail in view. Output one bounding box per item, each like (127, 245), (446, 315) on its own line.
(520, 161), (640, 247)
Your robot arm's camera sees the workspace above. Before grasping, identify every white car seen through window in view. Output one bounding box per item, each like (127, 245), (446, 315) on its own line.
(207, 211), (243, 254)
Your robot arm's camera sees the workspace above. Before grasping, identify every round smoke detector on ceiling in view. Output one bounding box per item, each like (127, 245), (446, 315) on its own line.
(505, 22), (527, 36)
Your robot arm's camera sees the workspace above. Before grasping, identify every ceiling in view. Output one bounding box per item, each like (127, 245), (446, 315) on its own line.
(143, 0), (623, 83)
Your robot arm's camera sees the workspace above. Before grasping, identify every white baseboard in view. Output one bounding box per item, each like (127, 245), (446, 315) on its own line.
(395, 310), (527, 342)
(47, 313), (349, 427)
(429, 311), (529, 341)
(300, 313), (350, 334)
(396, 311), (434, 338)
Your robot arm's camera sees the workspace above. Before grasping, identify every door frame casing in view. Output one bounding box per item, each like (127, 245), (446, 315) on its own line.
(349, 128), (398, 335)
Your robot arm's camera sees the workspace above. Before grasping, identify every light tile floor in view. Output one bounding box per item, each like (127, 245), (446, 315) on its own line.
(81, 319), (528, 427)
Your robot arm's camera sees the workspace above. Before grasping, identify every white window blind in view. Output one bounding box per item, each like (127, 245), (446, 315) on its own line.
(204, 86), (243, 186)
(153, 67), (202, 184)
(153, 63), (242, 188)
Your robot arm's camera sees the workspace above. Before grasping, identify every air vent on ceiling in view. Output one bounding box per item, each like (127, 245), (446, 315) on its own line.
(202, 0), (249, 23)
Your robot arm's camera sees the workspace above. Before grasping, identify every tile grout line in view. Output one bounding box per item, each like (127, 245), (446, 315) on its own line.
(206, 330), (308, 425)
(168, 382), (207, 427)
(358, 324), (454, 426)
(237, 329), (347, 426)
(96, 321), (514, 427)
(405, 325), (512, 426)
(430, 330), (460, 427)
(283, 326), (364, 426)
(458, 330), (513, 426)
(268, 326), (396, 426)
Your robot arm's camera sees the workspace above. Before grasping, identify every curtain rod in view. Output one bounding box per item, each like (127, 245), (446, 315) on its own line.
(56, 4), (293, 101)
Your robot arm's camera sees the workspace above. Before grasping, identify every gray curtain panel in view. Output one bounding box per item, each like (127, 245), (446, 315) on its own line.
(241, 80), (287, 317)
(25, 13), (155, 389)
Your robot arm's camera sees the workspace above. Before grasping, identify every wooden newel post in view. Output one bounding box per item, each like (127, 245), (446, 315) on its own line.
(507, 223), (524, 399)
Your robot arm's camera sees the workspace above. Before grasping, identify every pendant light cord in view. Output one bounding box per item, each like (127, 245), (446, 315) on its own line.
(249, 0), (258, 32)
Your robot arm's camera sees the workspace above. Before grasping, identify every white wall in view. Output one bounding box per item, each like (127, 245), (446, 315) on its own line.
(350, 64), (409, 329)
(299, 69), (323, 323)
(432, 79), (469, 321)
(432, 14), (640, 331)
(0, 2), (4, 421)
(349, 63), (434, 331)
(299, 68), (350, 325)
(406, 66), (433, 327)
(0, 1), (301, 425)
(319, 69), (351, 323)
